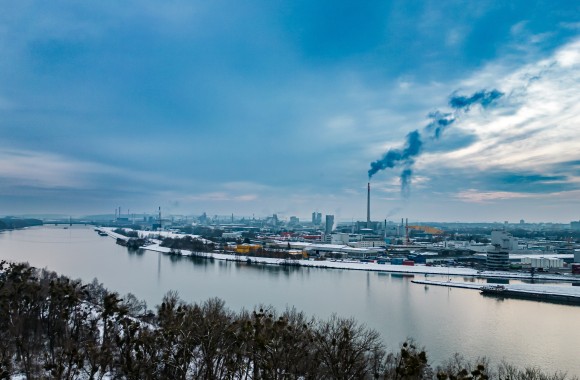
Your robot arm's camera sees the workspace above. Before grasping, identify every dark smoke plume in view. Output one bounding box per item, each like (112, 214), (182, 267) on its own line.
(426, 90), (504, 139)
(368, 130), (422, 195)
(400, 168), (413, 197)
(425, 111), (455, 139)
(368, 88), (503, 195)
(449, 89), (503, 110)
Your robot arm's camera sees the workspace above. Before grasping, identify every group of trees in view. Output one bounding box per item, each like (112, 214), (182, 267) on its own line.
(178, 226), (225, 239)
(0, 218), (43, 231)
(112, 229), (140, 238)
(0, 260), (576, 379)
(236, 246), (302, 260)
(161, 236), (302, 260)
(161, 236), (216, 253)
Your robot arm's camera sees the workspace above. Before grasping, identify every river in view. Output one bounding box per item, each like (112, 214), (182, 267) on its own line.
(1, 225), (578, 376)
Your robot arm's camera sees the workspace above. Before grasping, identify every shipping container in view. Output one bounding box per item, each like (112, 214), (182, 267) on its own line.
(391, 258), (404, 265)
(403, 260), (415, 266)
(413, 255), (427, 264)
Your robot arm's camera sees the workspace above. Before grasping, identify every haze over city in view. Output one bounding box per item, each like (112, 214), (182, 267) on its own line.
(0, 1), (579, 222)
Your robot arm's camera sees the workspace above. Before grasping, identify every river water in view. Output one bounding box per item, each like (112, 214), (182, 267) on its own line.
(1, 225), (578, 376)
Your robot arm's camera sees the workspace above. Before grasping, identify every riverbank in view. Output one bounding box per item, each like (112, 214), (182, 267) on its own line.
(3, 225), (579, 376)
(98, 227), (580, 283)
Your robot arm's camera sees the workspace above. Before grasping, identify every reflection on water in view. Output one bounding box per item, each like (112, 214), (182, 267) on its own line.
(487, 278), (510, 284)
(390, 273), (414, 279)
(127, 248), (145, 258)
(0, 226), (579, 376)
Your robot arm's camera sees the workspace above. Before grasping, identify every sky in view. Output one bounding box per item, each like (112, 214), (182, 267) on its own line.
(0, 0), (579, 223)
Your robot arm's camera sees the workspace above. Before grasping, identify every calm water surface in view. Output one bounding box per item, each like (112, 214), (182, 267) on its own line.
(1, 226), (579, 375)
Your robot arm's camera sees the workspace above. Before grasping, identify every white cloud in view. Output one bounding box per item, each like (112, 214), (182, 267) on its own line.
(555, 39), (580, 66)
(455, 189), (535, 203)
(0, 148), (109, 189)
(456, 188), (580, 205)
(176, 192), (259, 202)
(325, 115), (356, 131)
(446, 27), (468, 47)
(510, 21), (529, 36)
(424, 38), (580, 181)
(221, 181), (271, 192)
(560, 22), (580, 30)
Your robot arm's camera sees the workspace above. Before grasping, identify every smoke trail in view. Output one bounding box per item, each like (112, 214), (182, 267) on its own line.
(425, 111), (455, 139)
(449, 89), (503, 110)
(385, 207), (402, 218)
(368, 130), (422, 179)
(426, 90), (504, 139)
(368, 88), (503, 194)
(400, 167), (413, 197)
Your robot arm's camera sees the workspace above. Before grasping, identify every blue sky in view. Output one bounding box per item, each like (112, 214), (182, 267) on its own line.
(0, 0), (579, 222)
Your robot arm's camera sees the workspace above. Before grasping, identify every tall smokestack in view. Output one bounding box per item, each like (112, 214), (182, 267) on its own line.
(367, 182), (371, 228)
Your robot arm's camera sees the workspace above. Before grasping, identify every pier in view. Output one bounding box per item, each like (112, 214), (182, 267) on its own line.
(413, 279), (580, 306)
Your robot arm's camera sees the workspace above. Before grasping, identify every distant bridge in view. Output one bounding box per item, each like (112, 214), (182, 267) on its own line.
(43, 220), (97, 226)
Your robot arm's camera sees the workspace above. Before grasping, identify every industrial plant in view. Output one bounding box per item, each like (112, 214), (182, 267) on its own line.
(79, 181), (580, 276)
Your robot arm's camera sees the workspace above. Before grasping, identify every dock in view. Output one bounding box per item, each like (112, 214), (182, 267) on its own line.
(412, 279), (580, 306)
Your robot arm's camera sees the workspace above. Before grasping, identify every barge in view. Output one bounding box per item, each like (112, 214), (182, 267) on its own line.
(480, 285), (580, 305)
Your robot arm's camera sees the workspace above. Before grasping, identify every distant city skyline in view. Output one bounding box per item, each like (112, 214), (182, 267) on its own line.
(0, 1), (579, 222)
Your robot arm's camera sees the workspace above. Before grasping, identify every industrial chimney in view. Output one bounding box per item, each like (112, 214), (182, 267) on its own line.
(367, 182), (371, 228)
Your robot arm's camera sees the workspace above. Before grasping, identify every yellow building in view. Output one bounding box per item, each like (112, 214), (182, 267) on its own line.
(235, 244), (262, 254)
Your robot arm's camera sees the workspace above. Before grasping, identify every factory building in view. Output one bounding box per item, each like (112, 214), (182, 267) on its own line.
(304, 244), (378, 258)
(521, 257), (564, 269)
(235, 244), (262, 254)
(329, 233), (386, 248)
(330, 233), (350, 245)
(223, 232), (243, 240)
(348, 240), (386, 248)
(266, 240), (378, 258)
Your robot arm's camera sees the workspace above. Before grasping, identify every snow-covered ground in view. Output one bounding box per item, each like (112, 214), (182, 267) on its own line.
(96, 228), (580, 282)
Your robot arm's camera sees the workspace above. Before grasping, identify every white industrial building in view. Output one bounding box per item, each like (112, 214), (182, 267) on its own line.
(267, 240), (379, 258)
(331, 233), (350, 245)
(491, 230), (519, 251)
(222, 232), (243, 239)
(330, 233), (385, 249)
(521, 257), (564, 269)
(304, 244), (377, 258)
(348, 240), (385, 248)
